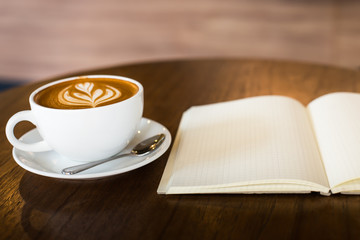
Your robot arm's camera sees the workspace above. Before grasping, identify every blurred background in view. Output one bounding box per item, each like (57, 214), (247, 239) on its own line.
(0, 0), (359, 89)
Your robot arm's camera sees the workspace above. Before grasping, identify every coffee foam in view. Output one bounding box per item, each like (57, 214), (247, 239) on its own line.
(34, 78), (139, 109)
(59, 82), (122, 108)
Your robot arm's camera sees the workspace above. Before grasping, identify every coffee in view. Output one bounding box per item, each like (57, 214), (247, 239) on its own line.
(34, 77), (139, 109)
(6, 75), (144, 161)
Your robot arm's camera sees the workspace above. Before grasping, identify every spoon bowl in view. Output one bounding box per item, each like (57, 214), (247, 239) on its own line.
(61, 134), (165, 175)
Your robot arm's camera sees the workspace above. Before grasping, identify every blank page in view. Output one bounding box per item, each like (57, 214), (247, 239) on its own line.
(308, 92), (360, 192)
(158, 96), (329, 194)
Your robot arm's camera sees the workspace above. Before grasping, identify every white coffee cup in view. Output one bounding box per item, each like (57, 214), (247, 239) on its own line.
(6, 75), (143, 162)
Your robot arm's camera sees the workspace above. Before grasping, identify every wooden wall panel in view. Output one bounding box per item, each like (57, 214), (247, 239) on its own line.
(0, 0), (359, 81)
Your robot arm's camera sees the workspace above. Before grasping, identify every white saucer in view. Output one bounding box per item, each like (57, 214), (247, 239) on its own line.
(12, 118), (171, 179)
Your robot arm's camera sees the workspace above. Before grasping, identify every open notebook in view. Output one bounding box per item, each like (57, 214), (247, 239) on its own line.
(158, 92), (360, 195)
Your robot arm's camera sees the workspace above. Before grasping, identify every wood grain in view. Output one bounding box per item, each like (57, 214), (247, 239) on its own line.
(0, 59), (360, 239)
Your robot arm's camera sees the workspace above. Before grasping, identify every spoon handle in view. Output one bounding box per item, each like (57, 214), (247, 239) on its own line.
(61, 153), (131, 175)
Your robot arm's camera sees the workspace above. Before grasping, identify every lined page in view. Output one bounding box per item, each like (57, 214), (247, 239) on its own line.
(159, 96), (329, 194)
(308, 92), (360, 192)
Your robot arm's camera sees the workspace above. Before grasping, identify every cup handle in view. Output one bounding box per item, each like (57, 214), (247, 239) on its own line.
(5, 110), (52, 152)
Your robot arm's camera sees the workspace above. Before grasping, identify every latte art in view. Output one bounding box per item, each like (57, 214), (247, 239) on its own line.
(34, 77), (139, 109)
(59, 82), (122, 108)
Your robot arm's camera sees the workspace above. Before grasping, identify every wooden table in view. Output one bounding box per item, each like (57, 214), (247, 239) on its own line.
(1, 59), (360, 239)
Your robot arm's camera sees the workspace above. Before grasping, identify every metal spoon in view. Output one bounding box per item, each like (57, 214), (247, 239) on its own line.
(61, 134), (165, 175)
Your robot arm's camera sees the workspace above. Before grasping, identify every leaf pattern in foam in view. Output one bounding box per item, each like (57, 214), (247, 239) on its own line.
(58, 82), (122, 108)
